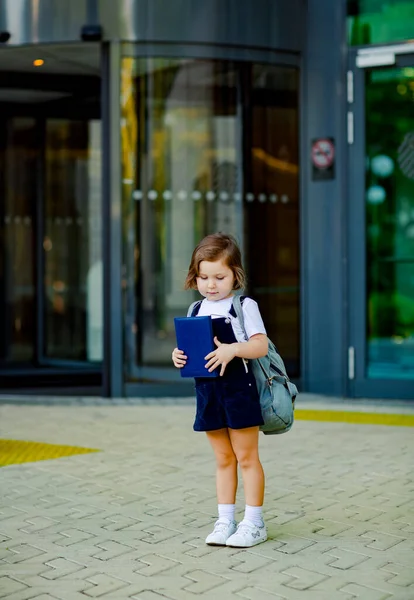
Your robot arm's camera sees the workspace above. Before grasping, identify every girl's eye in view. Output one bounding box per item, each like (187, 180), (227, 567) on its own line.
(216, 277), (224, 281)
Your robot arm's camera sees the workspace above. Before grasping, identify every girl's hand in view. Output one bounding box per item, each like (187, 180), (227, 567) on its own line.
(205, 337), (236, 376)
(172, 347), (187, 368)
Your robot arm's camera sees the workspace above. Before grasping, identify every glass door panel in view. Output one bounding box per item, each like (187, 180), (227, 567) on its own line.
(121, 54), (301, 383)
(0, 45), (103, 383)
(122, 58), (242, 373)
(349, 49), (414, 398)
(43, 119), (103, 363)
(0, 118), (37, 364)
(245, 65), (300, 376)
(365, 66), (414, 380)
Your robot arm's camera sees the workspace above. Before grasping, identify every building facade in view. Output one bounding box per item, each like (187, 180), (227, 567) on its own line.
(0, 0), (412, 400)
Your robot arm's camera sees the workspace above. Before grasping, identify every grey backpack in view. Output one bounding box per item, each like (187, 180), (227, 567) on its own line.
(231, 295), (298, 435)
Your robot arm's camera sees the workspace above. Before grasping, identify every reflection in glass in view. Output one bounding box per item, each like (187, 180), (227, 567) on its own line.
(122, 58), (243, 371)
(365, 68), (414, 378)
(347, 1), (414, 45)
(44, 120), (103, 361)
(245, 66), (300, 375)
(0, 119), (37, 363)
(121, 56), (300, 379)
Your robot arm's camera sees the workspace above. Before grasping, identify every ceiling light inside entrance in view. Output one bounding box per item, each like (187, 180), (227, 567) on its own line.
(33, 59), (44, 67)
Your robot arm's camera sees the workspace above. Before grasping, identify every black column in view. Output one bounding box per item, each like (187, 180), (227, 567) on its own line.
(302, 0), (348, 395)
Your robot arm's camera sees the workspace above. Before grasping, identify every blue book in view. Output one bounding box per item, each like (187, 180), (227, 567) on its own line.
(174, 316), (219, 378)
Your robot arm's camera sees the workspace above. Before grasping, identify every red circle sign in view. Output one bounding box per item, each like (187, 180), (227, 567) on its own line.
(311, 139), (335, 169)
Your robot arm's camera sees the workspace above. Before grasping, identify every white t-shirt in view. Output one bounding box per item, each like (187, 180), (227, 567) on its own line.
(196, 296), (266, 343)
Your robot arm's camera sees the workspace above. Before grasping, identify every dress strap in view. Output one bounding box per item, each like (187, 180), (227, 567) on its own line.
(187, 300), (202, 317)
(229, 295), (246, 318)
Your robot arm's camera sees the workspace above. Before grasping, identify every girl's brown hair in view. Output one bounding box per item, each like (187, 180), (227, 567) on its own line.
(184, 233), (246, 291)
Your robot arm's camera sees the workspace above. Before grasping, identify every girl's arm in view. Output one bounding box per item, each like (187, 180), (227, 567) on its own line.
(205, 334), (268, 376)
(232, 333), (268, 360)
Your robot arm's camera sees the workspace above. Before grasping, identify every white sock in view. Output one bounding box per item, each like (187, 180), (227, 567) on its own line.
(218, 503), (236, 522)
(244, 504), (264, 527)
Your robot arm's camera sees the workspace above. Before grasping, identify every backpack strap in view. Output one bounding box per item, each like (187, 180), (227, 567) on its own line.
(229, 295), (246, 320)
(187, 300), (202, 317)
(232, 294), (271, 381)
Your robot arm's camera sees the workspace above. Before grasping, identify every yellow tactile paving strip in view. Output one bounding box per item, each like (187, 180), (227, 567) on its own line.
(295, 409), (414, 427)
(0, 439), (100, 467)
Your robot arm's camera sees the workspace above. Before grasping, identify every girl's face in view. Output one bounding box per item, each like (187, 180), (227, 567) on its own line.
(196, 259), (235, 301)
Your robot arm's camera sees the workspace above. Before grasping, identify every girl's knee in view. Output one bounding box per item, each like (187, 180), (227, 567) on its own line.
(236, 453), (261, 470)
(216, 450), (237, 469)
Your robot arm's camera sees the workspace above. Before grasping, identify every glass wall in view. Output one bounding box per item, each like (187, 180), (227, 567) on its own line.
(44, 120), (103, 362)
(0, 43), (103, 391)
(0, 116), (102, 368)
(245, 66), (300, 374)
(348, 1), (414, 45)
(0, 119), (37, 364)
(365, 67), (414, 379)
(121, 55), (300, 382)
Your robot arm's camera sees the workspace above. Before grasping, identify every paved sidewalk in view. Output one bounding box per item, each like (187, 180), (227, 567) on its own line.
(0, 397), (414, 600)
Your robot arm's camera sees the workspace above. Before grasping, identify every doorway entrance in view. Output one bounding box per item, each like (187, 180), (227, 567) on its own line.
(120, 52), (300, 389)
(348, 44), (414, 398)
(0, 44), (103, 391)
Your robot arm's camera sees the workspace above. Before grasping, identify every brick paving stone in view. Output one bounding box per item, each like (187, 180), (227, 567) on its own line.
(230, 551), (274, 573)
(20, 517), (60, 534)
(338, 582), (393, 599)
(0, 577), (28, 598)
(381, 562), (414, 587)
(1, 593), (61, 600)
(24, 596), (60, 600)
(51, 528), (98, 547)
(0, 543), (46, 564)
(82, 573), (130, 597)
(38, 558), (87, 580)
(182, 568), (230, 593)
(130, 592), (182, 600)
(90, 540), (136, 561)
(236, 587), (288, 599)
(323, 547), (371, 569)
(272, 533), (318, 555)
(281, 566), (330, 590)
(360, 530), (407, 551)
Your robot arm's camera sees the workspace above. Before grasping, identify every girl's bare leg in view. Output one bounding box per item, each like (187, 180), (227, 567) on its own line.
(206, 428), (238, 503)
(228, 426), (264, 506)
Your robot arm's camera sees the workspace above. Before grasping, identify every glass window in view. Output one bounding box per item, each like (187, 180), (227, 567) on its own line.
(365, 67), (414, 378)
(121, 56), (300, 381)
(348, 1), (414, 45)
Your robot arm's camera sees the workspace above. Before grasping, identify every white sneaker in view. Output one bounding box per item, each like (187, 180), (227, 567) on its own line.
(226, 519), (267, 547)
(205, 518), (237, 546)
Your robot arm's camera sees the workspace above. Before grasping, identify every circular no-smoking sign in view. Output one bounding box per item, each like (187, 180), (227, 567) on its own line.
(311, 138), (335, 169)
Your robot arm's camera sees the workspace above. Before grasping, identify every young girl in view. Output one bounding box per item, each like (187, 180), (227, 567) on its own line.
(172, 233), (268, 548)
